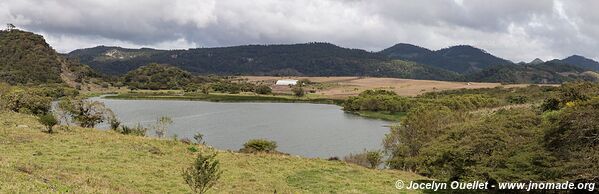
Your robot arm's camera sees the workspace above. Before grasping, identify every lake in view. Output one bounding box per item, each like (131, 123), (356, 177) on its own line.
(94, 98), (391, 158)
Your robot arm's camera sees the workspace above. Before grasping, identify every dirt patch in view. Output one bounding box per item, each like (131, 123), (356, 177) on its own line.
(242, 76), (549, 99)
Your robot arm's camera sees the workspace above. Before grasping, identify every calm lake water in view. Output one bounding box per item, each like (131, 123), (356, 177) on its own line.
(93, 98), (391, 158)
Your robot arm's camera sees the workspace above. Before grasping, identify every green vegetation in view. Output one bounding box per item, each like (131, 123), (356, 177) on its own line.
(240, 139), (278, 153)
(57, 97), (114, 128)
(123, 63), (195, 90)
(466, 62), (598, 84)
(0, 112), (424, 193)
(0, 29), (100, 86)
(379, 82), (599, 183)
(106, 91), (344, 105)
(344, 89), (502, 120)
(68, 43), (462, 81)
(182, 152), (222, 194)
(37, 113), (58, 133)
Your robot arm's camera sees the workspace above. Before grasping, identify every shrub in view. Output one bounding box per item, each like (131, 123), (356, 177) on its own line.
(343, 152), (369, 168)
(38, 113), (58, 133)
(154, 116), (173, 138)
(366, 150), (383, 169)
(182, 152), (222, 194)
(254, 85), (272, 95)
(1, 90), (51, 115)
(507, 95), (528, 104)
(188, 146), (199, 153)
(120, 123), (148, 136)
(240, 139), (278, 153)
(291, 86), (305, 97)
(194, 132), (204, 144)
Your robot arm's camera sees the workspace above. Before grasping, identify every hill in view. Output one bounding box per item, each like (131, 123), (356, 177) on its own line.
(67, 44), (460, 80)
(379, 43), (513, 73)
(123, 63), (195, 90)
(560, 55), (599, 71)
(0, 29), (98, 87)
(465, 61), (598, 83)
(0, 111), (425, 193)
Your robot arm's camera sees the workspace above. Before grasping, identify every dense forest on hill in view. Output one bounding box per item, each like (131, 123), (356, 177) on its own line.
(68, 43), (461, 81)
(379, 44), (513, 73)
(69, 42), (599, 84)
(0, 30), (63, 84)
(0, 29), (100, 87)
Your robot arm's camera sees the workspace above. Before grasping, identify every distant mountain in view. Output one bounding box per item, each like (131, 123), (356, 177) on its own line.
(0, 29), (97, 85)
(560, 55), (599, 71)
(529, 58), (544, 65)
(67, 43), (460, 81)
(379, 44), (513, 73)
(465, 61), (598, 84)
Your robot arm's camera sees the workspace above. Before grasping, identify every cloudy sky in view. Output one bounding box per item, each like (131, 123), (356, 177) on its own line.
(1, 0), (598, 62)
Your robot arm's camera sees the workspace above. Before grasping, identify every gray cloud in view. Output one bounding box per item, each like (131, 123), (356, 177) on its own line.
(0, 0), (597, 62)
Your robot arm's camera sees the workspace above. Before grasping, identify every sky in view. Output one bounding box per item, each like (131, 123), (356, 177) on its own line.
(1, 0), (598, 62)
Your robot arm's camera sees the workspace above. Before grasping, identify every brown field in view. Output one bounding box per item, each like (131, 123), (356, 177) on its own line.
(241, 76), (546, 99)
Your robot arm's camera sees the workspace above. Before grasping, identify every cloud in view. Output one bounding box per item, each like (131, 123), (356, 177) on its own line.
(1, 0), (598, 62)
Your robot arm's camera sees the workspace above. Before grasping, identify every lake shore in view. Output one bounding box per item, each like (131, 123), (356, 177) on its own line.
(105, 92), (345, 105)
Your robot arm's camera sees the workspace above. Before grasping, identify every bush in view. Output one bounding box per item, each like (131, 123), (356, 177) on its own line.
(154, 116), (173, 138)
(366, 151), (383, 169)
(120, 123), (148, 136)
(254, 85), (272, 95)
(1, 90), (51, 115)
(38, 113), (58, 133)
(291, 86), (305, 97)
(240, 139), (278, 153)
(182, 152), (222, 194)
(194, 132), (204, 144)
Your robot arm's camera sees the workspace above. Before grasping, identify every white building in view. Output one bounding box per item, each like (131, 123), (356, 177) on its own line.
(275, 79), (298, 86)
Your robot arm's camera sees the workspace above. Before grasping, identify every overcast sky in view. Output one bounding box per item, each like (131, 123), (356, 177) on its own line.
(1, 0), (598, 62)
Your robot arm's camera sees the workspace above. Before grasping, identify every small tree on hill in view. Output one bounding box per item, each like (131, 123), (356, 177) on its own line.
(366, 150), (383, 169)
(38, 113), (58, 133)
(183, 152), (222, 194)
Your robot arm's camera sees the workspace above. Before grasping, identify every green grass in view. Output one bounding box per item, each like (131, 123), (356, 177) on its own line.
(106, 92), (345, 105)
(0, 111), (426, 193)
(352, 111), (406, 122)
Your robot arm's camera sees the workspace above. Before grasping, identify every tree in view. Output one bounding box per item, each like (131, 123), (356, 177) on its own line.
(291, 86), (305, 97)
(366, 150), (383, 169)
(38, 113), (58, 133)
(58, 97), (112, 128)
(154, 116), (173, 138)
(6, 23), (15, 31)
(254, 85), (272, 95)
(182, 152), (222, 194)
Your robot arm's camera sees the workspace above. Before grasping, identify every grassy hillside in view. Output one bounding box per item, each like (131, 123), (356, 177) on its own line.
(0, 111), (425, 193)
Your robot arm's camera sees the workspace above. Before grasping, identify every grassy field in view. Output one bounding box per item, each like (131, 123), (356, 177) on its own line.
(243, 76), (546, 99)
(0, 111), (426, 193)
